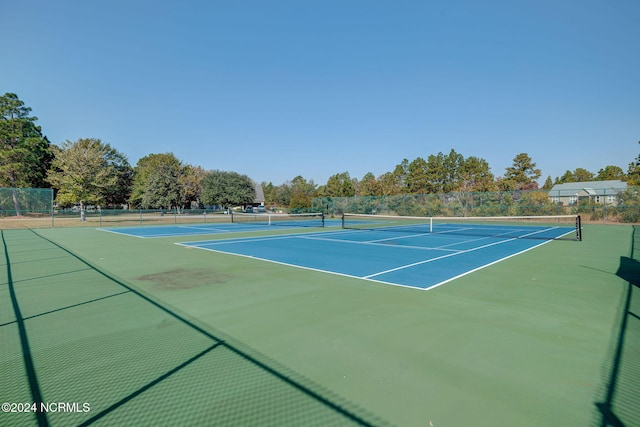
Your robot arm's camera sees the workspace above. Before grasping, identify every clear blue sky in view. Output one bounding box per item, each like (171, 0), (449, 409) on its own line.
(2, 0), (639, 186)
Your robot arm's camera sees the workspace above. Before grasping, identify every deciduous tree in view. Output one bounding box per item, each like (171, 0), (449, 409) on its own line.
(141, 163), (181, 209)
(179, 165), (206, 208)
(273, 183), (292, 207)
(47, 138), (132, 208)
(289, 175), (317, 209)
(358, 172), (378, 196)
(376, 171), (402, 196)
(201, 170), (255, 210)
(130, 153), (182, 207)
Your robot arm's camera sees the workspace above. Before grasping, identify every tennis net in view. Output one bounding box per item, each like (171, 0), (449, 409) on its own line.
(231, 212), (325, 228)
(342, 213), (582, 241)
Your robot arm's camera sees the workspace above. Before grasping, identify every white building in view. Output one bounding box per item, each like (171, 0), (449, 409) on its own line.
(548, 180), (626, 206)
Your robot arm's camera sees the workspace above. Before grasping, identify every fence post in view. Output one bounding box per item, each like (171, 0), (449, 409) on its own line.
(603, 188), (606, 224)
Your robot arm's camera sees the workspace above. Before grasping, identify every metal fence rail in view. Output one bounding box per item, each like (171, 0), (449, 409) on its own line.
(313, 187), (639, 224)
(1, 187), (638, 228)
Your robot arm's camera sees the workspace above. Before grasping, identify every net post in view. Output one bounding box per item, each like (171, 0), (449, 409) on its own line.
(341, 213), (345, 229)
(321, 213), (325, 228)
(429, 217), (433, 233)
(49, 188), (54, 227)
(576, 215), (582, 241)
(230, 211), (235, 223)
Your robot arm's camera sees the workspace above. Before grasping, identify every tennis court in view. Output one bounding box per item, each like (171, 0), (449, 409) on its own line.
(177, 215), (579, 290)
(99, 212), (328, 238)
(1, 216), (638, 427)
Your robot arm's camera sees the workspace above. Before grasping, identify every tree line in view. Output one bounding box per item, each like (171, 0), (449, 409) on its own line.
(2, 92), (637, 212)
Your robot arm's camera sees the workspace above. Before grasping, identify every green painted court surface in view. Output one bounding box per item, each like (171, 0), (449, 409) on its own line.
(1, 224), (639, 426)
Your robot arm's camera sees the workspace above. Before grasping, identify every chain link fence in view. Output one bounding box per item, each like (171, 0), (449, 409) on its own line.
(313, 187), (640, 224)
(0, 188), (233, 228)
(2, 187), (638, 228)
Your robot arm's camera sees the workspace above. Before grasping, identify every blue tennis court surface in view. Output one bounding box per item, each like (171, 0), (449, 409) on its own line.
(177, 225), (574, 290)
(98, 220), (335, 238)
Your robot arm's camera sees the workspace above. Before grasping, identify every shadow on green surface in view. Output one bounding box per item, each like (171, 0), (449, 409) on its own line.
(77, 343), (223, 426)
(1, 230), (48, 426)
(0, 290), (131, 327)
(595, 226), (640, 427)
(616, 256), (640, 289)
(1, 228), (388, 426)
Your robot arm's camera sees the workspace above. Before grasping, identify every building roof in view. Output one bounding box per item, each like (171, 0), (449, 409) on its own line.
(549, 180), (626, 196)
(254, 183), (265, 203)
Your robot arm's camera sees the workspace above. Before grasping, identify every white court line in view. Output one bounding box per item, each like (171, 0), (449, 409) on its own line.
(177, 225), (576, 291)
(99, 222), (326, 239)
(97, 228), (150, 238)
(98, 228), (226, 238)
(178, 230), (332, 247)
(424, 246), (548, 290)
(367, 232), (434, 243)
(364, 227), (564, 279)
(177, 225), (232, 231)
(97, 225), (229, 238)
(177, 227), (235, 234)
(298, 234), (461, 252)
(176, 240), (429, 291)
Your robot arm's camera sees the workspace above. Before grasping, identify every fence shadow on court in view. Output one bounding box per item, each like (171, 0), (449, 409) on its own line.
(1, 229), (390, 427)
(594, 226), (640, 427)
